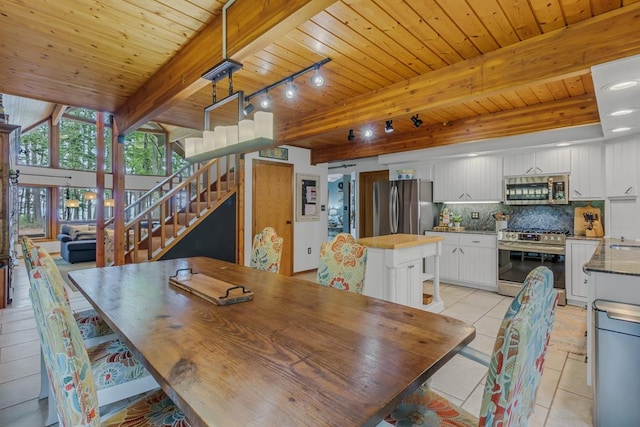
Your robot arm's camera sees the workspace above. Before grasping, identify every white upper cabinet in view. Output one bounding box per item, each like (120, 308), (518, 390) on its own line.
(570, 144), (605, 200)
(605, 139), (638, 199)
(503, 147), (571, 176)
(434, 156), (502, 202)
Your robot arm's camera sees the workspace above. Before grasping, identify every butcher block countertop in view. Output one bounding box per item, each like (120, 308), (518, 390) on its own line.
(357, 234), (443, 249)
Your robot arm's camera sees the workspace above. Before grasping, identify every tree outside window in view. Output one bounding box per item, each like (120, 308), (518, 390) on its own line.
(18, 122), (50, 166)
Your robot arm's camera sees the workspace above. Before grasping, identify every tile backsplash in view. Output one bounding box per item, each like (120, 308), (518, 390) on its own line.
(439, 201), (605, 234)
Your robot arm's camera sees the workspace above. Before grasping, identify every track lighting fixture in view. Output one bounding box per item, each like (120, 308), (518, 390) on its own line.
(243, 103), (255, 116)
(285, 81), (297, 99)
(364, 128), (373, 138)
(385, 120), (394, 133)
(347, 129), (355, 141)
(411, 114), (423, 128)
(311, 65), (325, 87)
(259, 93), (271, 109)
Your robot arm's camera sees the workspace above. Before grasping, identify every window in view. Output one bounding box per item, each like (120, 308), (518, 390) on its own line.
(18, 186), (49, 238)
(124, 132), (167, 175)
(59, 112), (98, 171)
(60, 187), (112, 222)
(18, 122), (50, 166)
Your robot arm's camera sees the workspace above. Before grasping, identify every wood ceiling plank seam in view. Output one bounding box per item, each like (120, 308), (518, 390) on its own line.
(309, 11), (419, 81)
(487, 94), (518, 110)
(301, 16), (410, 83)
(590, 0), (622, 15)
(376, 0), (464, 66)
(465, 0), (521, 46)
(111, 0), (216, 36)
(516, 86), (547, 105)
(528, 83), (557, 103)
(406, 0), (483, 59)
(324, 2), (434, 76)
(10, 1), (194, 53)
(279, 3), (640, 143)
(559, 0), (593, 24)
(4, 8), (181, 62)
(283, 28), (390, 90)
(342, 0), (448, 71)
(496, 0), (544, 40)
(136, 0), (221, 30)
(267, 39), (378, 93)
(528, 0), (567, 32)
(449, 103), (482, 118)
(310, 95), (599, 164)
(565, 76), (589, 97)
(500, 91), (529, 109)
(463, 100), (493, 116)
(546, 80), (572, 100)
(433, 0), (502, 53)
(472, 97), (503, 114)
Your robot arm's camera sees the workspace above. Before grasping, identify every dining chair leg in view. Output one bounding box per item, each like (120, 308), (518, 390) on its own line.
(44, 383), (58, 426)
(38, 352), (48, 400)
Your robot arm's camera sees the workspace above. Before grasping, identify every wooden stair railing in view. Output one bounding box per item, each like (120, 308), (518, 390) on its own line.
(105, 155), (238, 264)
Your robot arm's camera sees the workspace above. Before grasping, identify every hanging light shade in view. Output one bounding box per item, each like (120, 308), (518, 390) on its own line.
(104, 199), (115, 207)
(65, 199), (80, 208)
(84, 191), (97, 200)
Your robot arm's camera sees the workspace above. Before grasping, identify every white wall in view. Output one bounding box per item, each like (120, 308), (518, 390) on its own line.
(244, 146), (328, 273)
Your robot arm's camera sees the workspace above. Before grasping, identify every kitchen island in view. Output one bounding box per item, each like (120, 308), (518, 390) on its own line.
(357, 234), (444, 312)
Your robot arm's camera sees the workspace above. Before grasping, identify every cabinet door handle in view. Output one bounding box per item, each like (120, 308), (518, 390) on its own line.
(535, 166), (543, 173)
(408, 265), (415, 269)
(526, 166), (534, 174)
(584, 279), (588, 284)
(472, 240), (480, 243)
(465, 192), (471, 199)
(625, 186), (634, 194)
(452, 248), (457, 254)
(459, 193), (465, 199)
(459, 248), (465, 255)
(573, 189), (582, 196)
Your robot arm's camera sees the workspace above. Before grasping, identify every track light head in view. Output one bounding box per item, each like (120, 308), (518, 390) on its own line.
(364, 128), (373, 138)
(411, 114), (423, 128)
(347, 129), (355, 141)
(311, 66), (325, 87)
(260, 94), (271, 109)
(243, 103), (255, 116)
(385, 120), (394, 133)
(285, 81), (297, 99)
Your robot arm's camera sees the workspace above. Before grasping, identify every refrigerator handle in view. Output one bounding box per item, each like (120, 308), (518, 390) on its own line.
(391, 185), (399, 234)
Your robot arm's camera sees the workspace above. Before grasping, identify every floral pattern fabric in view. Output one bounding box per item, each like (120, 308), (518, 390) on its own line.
(249, 227), (283, 273)
(28, 267), (190, 426)
(385, 266), (557, 427)
(316, 233), (367, 294)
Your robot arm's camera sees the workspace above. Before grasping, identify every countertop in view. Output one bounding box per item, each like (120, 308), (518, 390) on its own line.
(584, 237), (640, 276)
(426, 229), (497, 236)
(357, 234), (443, 249)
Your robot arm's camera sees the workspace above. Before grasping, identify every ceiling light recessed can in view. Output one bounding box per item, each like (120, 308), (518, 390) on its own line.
(603, 80), (639, 91)
(610, 127), (632, 133)
(608, 108), (636, 116)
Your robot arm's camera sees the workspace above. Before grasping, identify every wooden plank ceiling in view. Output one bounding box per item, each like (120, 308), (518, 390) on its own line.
(2, 0), (640, 164)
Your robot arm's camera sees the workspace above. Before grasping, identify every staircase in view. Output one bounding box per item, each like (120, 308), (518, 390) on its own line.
(106, 155), (239, 264)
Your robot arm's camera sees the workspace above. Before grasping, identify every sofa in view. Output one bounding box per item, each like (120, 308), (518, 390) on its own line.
(57, 224), (98, 263)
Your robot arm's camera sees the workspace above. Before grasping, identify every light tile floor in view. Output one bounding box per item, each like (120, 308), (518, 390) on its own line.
(0, 264), (593, 426)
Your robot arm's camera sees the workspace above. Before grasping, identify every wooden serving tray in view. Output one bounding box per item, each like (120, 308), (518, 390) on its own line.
(169, 270), (253, 305)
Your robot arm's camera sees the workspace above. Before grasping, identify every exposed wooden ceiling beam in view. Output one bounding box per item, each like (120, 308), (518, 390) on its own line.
(311, 95), (599, 164)
(114, 0), (337, 135)
(280, 4), (640, 146)
(51, 104), (67, 126)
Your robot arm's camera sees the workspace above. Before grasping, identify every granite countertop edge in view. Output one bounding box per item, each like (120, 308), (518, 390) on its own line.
(584, 237), (640, 277)
(425, 229), (497, 235)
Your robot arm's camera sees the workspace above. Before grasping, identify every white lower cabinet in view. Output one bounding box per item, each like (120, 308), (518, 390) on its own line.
(425, 232), (497, 290)
(566, 239), (599, 306)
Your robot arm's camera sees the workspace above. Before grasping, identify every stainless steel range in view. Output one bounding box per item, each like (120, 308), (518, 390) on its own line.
(497, 229), (567, 305)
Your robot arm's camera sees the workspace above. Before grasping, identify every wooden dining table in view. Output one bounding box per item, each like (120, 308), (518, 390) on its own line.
(69, 257), (475, 427)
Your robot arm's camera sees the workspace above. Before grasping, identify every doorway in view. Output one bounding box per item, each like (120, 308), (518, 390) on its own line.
(252, 160), (294, 276)
(358, 170), (389, 238)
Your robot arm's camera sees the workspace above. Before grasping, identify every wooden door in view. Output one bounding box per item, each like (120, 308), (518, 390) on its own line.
(252, 160), (294, 276)
(358, 170), (390, 238)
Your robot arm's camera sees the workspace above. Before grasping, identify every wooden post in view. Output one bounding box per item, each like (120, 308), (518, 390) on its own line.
(95, 112), (105, 267)
(112, 119), (126, 266)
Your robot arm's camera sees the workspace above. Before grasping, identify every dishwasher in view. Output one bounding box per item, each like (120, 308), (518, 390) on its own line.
(593, 300), (640, 426)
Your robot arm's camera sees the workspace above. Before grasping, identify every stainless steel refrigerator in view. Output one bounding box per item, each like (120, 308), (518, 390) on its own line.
(373, 179), (437, 236)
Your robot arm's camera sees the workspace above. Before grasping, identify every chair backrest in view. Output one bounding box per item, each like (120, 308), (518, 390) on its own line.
(250, 227), (283, 273)
(29, 267), (101, 426)
(478, 266), (558, 426)
(316, 233), (367, 294)
(21, 236), (71, 306)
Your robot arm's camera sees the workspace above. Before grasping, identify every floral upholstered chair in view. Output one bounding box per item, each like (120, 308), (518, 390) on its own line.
(383, 266), (558, 426)
(316, 233), (368, 294)
(250, 227), (284, 273)
(29, 267), (190, 427)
